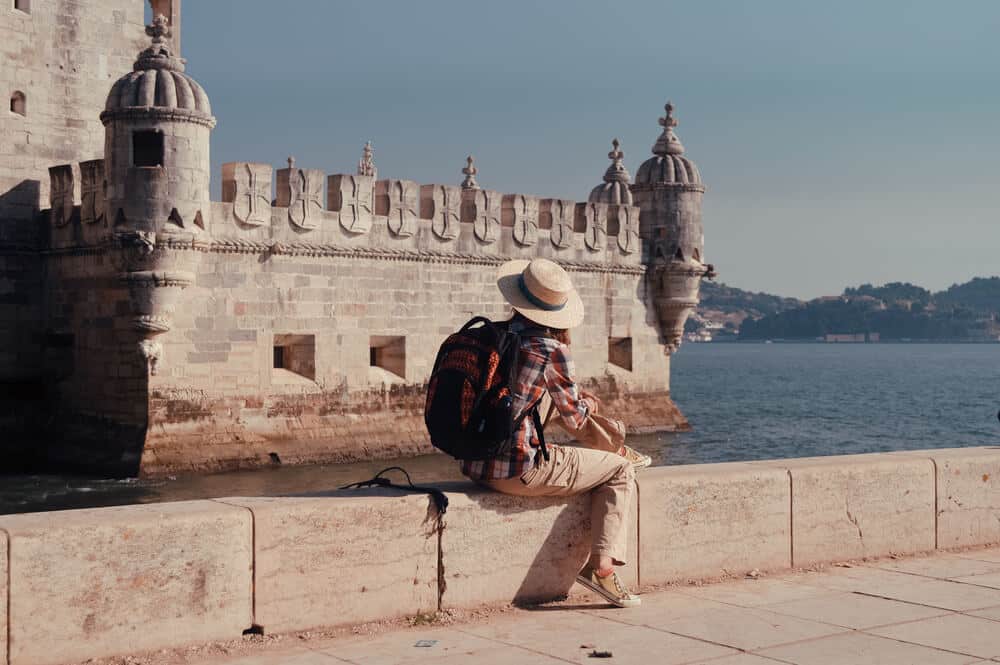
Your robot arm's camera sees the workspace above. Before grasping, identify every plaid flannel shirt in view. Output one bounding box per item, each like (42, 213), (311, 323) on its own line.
(460, 336), (590, 481)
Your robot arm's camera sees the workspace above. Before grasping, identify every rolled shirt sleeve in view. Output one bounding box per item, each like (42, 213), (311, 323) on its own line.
(543, 343), (589, 431)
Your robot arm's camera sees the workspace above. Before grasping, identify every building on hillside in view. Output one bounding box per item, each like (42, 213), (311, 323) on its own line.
(0, 2), (715, 475)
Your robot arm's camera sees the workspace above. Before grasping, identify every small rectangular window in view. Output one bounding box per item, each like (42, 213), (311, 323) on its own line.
(370, 335), (405, 380)
(608, 337), (633, 371)
(133, 130), (164, 167)
(13, 0), (31, 13)
(272, 334), (315, 381)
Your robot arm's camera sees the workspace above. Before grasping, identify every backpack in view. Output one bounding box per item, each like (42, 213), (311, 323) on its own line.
(424, 316), (549, 461)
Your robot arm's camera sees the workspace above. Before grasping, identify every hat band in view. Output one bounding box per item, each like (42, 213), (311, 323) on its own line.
(518, 274), (566, 312)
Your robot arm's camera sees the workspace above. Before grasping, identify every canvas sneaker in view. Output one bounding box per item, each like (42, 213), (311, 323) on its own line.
(621, 445), (652, 469)
(576, 567), (641, 608)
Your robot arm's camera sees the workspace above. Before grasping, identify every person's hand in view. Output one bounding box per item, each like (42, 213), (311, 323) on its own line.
(580, 390), (602, 414)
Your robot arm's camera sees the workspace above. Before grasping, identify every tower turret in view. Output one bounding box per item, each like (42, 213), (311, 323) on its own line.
(631, 101), (713, 351)
(589, 138), (633, 206)
(101, 14), (215, 234)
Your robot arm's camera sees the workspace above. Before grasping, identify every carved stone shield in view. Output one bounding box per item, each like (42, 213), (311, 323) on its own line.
(80, 160), (105, 225)
(378, 179), (418, 238)
(583, 202), (608, 251)
(616, 205), (641, 254)
(504, 194), (539, 247)
(226, 162), (271, 226)
(545, 199), (575, 249)
(423, 185), (461, 241)
(49, 165), (74, 228)
(471, 189), (501, 244)
(288, 168), (324, 230)
(338, 174), (374, 234)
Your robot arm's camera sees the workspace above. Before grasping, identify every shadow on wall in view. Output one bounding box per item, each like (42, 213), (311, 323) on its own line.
(295, 478), (591, 605)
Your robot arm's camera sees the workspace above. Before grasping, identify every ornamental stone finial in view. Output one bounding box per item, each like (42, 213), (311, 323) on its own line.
(146, 14), (172, 43)
(603, 138), (631, 184)
(287, 156), (296, 170)
(461, 155), (480, 190)
(358, 141), (377, 178)
(652, 100), (685, 156)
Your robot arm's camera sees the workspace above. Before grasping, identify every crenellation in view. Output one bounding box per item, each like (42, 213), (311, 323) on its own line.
(276, 159), (324, 232)
(501, 193), (540, 247)
(222, 162), (271, 227)
(578, 201), (608, 252)
(327, 173), (375, 235)
(375, 178), (419, 238)
(539, 198), (575, 249)
(420, 183), (463, 241)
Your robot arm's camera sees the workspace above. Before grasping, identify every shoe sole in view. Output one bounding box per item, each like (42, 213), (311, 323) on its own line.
(575, 574), (641, 608)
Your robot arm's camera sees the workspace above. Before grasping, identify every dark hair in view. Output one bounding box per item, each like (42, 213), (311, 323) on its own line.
(509, 312), (571, 346)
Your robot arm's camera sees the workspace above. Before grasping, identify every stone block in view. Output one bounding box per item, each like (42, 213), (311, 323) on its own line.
(218, 492), (438, 634)
(221, 162), (271, 227)
(923, 447), (1000, 548)
(375, 178), (419, 238)
(439, 482), (638, 607)
(0, 501), (252, 665)
(328, 174), (374, 234)
(501, 193), (540, 246)
(779, 454), (935, 565)
(640, 462), (791, 585)
(420, 184), (462, 241)
(276, 161), (324, 231)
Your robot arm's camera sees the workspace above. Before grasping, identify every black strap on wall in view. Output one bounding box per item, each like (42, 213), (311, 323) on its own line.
(340, 466), (449, 515)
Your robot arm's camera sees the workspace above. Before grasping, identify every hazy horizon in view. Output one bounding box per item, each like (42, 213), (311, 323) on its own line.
(171, 1), (999, 300)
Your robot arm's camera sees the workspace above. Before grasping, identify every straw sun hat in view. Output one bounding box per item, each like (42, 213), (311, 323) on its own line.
(496, 258), (585, 330)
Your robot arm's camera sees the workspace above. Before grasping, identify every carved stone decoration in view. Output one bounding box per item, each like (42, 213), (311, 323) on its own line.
(421, 184), (462, 241)
(464, 188), (501, 244)
(277, 158), (324, 230)
(541, 198), (575, 249)
(120, 269), (194, 336)
(651, 259), (711, 353)
(502, 194), (539, 247)
(223, 162), (272, 226)
(328, 174), (374, 234)
(461, 155), (480, 190)
(80, 159), (106, 225)
(49, 165), (74, 228)
(580, 201), (608, 251)
(358, 141), (377, 179)
(616, 205), (641, 254)
(138, 339), (163, 376)
(376, 179), (419, 238)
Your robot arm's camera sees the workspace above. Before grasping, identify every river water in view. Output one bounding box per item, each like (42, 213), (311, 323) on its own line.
(2, 343), (997, 514)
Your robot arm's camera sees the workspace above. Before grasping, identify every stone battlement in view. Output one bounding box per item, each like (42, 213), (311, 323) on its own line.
(41, 157), (644, 271)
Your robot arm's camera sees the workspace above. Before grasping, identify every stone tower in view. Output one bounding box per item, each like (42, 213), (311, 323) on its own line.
(630, 102), (713, 351)
(101, 14), (214, 235)
(100, 14), (215, 371)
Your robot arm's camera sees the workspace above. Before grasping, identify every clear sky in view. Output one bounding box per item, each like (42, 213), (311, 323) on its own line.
(172, 1), (999, 300)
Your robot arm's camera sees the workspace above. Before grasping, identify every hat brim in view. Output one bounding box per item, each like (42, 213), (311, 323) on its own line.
(496, 259), (585, 330)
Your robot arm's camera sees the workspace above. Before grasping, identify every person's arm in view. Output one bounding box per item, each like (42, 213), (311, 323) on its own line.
(543, 343), (592, 432)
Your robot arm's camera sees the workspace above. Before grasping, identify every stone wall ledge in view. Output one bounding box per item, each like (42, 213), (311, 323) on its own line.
(2, 446), (999, 665)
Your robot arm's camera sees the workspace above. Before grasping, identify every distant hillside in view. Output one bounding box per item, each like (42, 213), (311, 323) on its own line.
(735, 277), (1000, 342)
(689, 281), (802, 338)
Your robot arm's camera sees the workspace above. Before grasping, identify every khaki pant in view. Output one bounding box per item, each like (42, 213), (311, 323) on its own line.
(482, 444), (635, 565)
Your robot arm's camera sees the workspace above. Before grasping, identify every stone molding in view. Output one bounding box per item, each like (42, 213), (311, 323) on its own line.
(99, 107), (217, 129)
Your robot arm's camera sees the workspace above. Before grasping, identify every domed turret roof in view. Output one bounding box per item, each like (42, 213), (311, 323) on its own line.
(102, 15), (214, 123)
(589, 139), (633, 205)
(634, 102), (702, 188)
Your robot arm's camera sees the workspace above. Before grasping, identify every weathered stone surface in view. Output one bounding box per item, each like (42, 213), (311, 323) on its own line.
(924, 447), (1000, 548)
(640, 463), (791, 584)
(219, 492), (437, 634)
(778, 454), (935, 565)
(0, 501), (252, 665)
(440, 483), (638, 607)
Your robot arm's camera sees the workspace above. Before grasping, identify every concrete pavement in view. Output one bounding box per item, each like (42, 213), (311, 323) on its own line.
(95, 546), (1000, 665)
